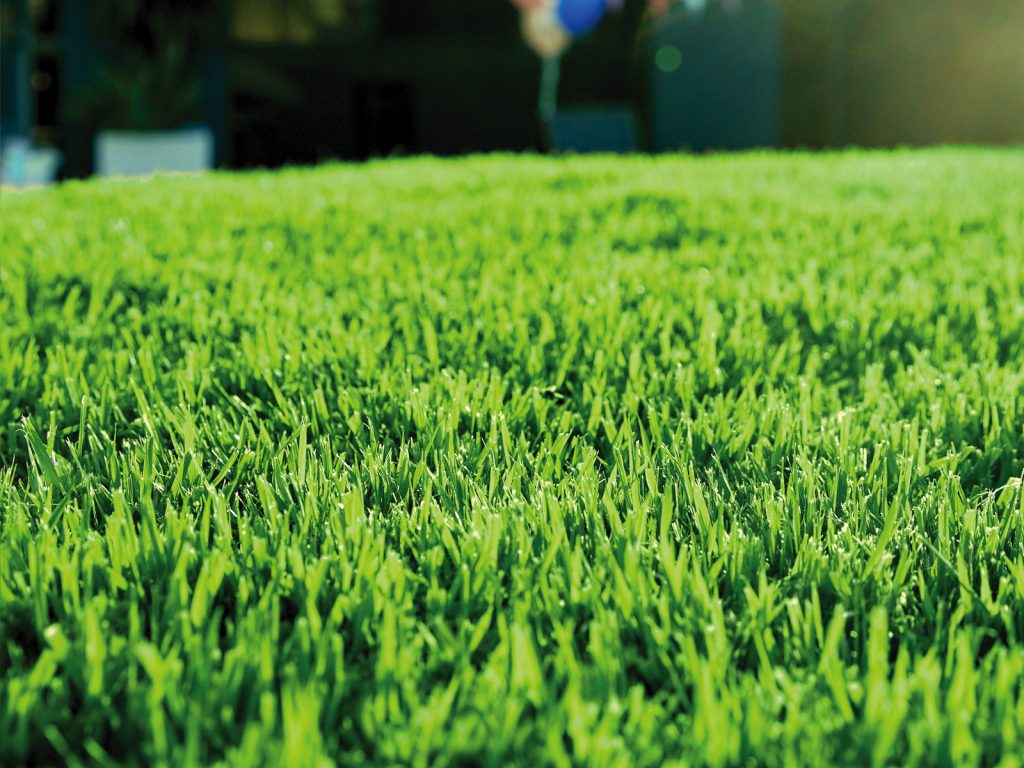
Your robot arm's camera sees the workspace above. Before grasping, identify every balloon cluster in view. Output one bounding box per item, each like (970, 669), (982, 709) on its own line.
(510, 0), (623, 59)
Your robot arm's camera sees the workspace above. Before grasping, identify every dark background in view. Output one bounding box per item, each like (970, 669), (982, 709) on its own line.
(2, 0), (1023, 179)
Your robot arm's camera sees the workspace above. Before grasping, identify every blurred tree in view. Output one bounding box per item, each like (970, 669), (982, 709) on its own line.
(232, 0), (370, 43)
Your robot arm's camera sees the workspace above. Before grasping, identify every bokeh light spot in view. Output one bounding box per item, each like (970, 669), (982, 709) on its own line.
(655, 45), (683, 73)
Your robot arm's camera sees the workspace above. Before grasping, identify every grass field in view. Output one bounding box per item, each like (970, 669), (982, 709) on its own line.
(2, 149), (1024, 767)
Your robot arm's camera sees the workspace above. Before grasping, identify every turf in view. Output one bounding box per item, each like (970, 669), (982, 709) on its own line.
(1, 149), (1024, 767)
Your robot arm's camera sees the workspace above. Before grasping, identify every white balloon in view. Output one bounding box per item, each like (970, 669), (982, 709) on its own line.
(521, 4), (572, 59)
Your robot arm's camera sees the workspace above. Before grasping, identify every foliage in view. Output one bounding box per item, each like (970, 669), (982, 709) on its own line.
(66, 0), (223, 131)
(1, 150), (1024, 766)
(67, 58), (205, 133)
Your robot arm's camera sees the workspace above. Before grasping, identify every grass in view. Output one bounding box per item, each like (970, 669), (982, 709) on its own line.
(1, 148), (1023, 767)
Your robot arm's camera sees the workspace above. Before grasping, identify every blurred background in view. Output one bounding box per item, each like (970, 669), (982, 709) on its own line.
(1, 0), (1023, 183)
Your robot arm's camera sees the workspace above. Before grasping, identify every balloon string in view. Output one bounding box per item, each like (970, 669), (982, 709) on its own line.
(538, 54), (561, 127)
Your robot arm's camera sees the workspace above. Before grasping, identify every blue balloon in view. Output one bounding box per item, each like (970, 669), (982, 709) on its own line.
(556, 0), (607, 36)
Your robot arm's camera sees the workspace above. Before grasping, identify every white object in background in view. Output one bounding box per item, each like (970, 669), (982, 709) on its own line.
(1, 136), (63, 187)
(95, 126), (214, 177)
(0, 137), (30, 186)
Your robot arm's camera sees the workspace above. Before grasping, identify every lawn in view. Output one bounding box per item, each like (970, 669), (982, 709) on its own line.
(2, 149), (1024, 767)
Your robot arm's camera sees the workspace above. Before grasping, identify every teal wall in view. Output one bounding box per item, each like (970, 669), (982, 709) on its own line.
(651, 2), (781, 151)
